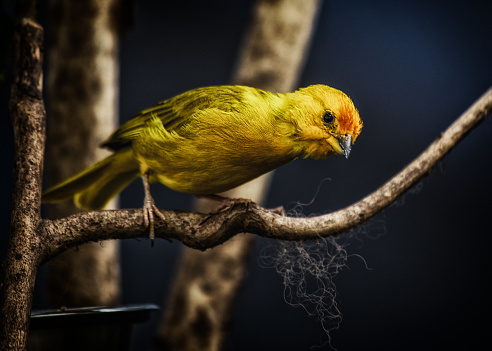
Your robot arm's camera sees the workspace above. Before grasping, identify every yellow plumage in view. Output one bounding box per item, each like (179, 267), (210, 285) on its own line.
(42, 84), (362, 210)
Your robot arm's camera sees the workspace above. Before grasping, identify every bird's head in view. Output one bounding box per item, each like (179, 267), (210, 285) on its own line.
(285, 84), (363, 160)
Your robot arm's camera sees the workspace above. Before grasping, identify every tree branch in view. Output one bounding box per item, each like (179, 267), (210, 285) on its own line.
(39, 85), (492, 261)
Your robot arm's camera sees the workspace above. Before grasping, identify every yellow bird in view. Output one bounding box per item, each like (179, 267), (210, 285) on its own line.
(43, 85), (362, 243)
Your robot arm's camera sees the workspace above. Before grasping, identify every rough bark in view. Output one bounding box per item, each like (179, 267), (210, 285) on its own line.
(1, 18), (45, 351)
(44, 0), (122, 307)
(153, 1), (322, 350)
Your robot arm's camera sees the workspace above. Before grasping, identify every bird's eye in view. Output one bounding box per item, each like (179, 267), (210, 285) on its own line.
(323, 112), (335, 126)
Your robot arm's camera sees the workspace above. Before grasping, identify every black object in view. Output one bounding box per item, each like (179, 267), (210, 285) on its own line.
(28, 304), (159, 351)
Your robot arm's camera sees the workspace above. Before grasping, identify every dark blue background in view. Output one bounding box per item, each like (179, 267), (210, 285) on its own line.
(2, 1), (491, 350)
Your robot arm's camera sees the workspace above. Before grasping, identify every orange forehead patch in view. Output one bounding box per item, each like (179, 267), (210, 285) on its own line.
(336, 96), (362, 141)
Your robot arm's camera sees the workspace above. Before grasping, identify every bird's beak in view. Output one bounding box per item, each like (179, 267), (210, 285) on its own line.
(327, 134), (352, 159)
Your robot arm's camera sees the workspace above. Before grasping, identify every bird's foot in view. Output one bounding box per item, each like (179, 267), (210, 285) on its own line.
(142, 173), (167, 247)
(143, 193), (166, 247)
(200, 194), (253, 213)
(197, 194), (254, 225)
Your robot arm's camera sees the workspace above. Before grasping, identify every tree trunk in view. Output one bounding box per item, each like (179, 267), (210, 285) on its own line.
(1, 18), (45, 351)
(153, 0), (322, 350)
(44, 0), (123, 307)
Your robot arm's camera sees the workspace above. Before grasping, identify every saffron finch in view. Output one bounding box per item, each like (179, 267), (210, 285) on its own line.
(43, 85), (363, 243)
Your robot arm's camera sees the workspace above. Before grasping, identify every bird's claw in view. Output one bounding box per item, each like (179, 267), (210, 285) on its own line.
(198, 196), (253, 225)
(143, 196), (167, 247)
(142, 173), (168, 247)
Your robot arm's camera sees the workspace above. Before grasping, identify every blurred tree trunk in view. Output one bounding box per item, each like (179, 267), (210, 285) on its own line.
(153, 0), (322, 350)
(45, 0), (129, 307)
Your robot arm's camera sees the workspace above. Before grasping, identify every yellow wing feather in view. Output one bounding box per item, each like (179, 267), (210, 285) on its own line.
(102, 86), (263, 150)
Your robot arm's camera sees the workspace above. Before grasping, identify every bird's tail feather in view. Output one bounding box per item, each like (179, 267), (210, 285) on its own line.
(42, 147), (140, 210)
